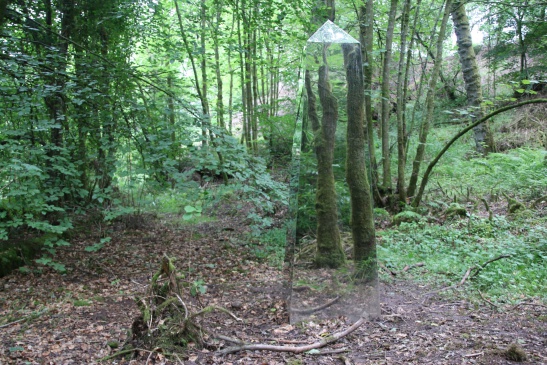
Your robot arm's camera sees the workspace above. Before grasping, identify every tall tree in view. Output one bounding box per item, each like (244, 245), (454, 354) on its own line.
(451, 0), (496, 154)
(305, 0), (344, 268)
(358, 0), (382, 205)
(379, 0), (399, 192)
(407, 0), (453, 198)
(343, 42), (376, 276)
(395, 0), (412, 203)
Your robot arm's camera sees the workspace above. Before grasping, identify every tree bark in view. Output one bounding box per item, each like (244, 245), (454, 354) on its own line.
(451, 0), (496, 154)
(358, 0), (382, 206)
(343, 43), (376, 276)
(305, 63), (345, 269)
(396, 0), (411, 203)
(315, 63), (345, 268)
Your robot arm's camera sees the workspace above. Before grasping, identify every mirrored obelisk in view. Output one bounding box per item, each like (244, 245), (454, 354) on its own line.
(287, 20), (380, 324)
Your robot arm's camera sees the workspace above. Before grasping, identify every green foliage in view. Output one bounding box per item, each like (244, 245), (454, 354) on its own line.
(432, 149), (547, 202)
(85, 237), (111, 253)
(189, 279), (207, 297)
(392, 210), (423, 225)
(251, 227), (287, 268)
(379, 215), (547, 302)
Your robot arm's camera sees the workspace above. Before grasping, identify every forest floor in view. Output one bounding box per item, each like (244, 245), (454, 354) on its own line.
(1, 205), (546, 365)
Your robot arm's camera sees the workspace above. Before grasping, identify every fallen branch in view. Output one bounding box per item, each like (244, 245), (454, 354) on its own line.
(460, 254), (512, 285)
(478, 290), (498, 309)
(512, 302), (547, 310)
(218, 316), (367, 355)
(99, 347), (164, 362)
(402, 262), (425, 273)
(471, 254), (511, 278)
(291, 296), (341, 315)
(378, 262), (397, 276)
(463, 351), (484, 358)
(459, 266), (474, 286)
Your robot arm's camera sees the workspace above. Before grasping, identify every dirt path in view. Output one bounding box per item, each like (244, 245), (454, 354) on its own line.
(1, 215), (545, 364)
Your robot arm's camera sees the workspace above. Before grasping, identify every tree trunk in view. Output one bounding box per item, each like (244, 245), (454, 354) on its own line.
(315, 63), (345, 268)
(200, 0), (210, 145)
(343, 43), (376, 277)
(305, 65), (344, 269)
(212, 0), (225, 129)
(407, 0), (453, 198)
(380, 0), (398, 191)
(359, 0), (382, 206)
(395, 0), (411, 203)
(451, 0), (495, 154)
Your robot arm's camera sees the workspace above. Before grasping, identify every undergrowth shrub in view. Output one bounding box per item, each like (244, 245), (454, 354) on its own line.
(378, 215), (547, 302)
(431, 148), (547, 202)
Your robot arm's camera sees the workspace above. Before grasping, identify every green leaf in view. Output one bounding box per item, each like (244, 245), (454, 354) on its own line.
(85, 242), (104, 252)
(36, 257), (52, 265)
(521, 79), (531, 85)
(184, 205), (196, 213)
(515, 89), (525, 93)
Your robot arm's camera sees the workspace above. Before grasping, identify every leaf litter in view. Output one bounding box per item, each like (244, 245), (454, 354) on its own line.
(0, 209), (546, 364)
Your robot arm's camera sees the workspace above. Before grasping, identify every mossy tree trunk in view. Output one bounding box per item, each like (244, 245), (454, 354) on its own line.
(305, 61), (345, 269)
(343, 43), (376, 275)
(358, 0), (383, 206)
(451, 0), (496, 155)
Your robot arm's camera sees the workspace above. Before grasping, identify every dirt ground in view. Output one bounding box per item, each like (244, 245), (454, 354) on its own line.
(1, 212), (546, 365)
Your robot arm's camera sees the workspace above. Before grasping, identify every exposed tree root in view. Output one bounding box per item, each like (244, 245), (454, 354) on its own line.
(115, 255), (240, 361)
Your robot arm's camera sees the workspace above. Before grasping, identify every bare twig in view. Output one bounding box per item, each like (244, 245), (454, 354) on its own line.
(218, 316), (367, 355)
(191, 305), (242, 322)
(512, 302), (547, 310)
(478, 290), (498, 309)
(175, 294), (188, 320)
(0, 318), (27, 329)
(311, 348), (348, 355)
(145, 347), (161, 365)
(291, 296), (341, 315)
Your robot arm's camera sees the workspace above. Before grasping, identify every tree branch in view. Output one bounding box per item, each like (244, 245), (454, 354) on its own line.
(412, 98), (547, 206)
(218, 316), (367, 355)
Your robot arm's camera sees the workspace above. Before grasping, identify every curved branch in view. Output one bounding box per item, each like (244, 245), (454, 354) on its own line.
(218, 316), (367, 355)
(412, 98), (547, 207)
(291, 296), (341, 315)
